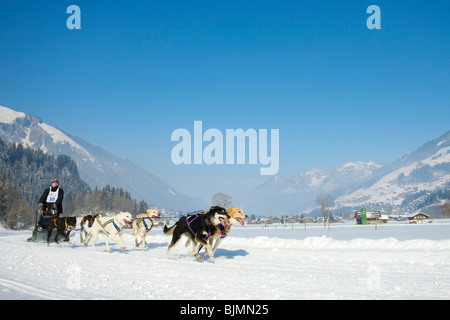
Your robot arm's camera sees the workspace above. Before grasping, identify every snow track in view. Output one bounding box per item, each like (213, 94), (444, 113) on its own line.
(1, 223), (450, 299)
(0, 276), (76, 300)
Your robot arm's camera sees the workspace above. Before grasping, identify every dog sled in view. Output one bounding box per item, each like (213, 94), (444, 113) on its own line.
(27, 205), (70, 243)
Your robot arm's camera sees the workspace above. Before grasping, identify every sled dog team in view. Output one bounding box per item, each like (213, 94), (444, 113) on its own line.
(73, 206), (247, 261)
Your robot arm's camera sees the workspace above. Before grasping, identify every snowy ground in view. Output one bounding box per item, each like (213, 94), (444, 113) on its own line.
(1, 221), (450, 300)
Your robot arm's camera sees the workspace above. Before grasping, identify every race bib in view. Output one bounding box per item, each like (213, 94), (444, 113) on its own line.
(46, 188), (59, 203)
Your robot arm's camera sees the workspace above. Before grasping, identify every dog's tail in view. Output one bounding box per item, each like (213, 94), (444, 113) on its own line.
(163, 223), (176, 235)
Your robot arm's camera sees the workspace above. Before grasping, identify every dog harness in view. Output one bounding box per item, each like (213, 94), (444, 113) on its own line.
(53, 218), (76, 231)
(96, 216), (122, 233)
(214, 222), (231, 239)
(186, 214), (212, 241)
(53, 218), (68, 231)
(136, 217), (155, 233)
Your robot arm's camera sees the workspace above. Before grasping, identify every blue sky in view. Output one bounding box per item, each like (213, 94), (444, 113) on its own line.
(0, 0), (449, 202)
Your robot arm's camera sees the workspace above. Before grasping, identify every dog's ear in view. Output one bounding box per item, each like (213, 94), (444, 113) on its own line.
(210, 206), (226, 213)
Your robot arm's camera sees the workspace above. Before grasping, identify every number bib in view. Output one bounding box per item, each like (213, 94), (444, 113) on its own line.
(46, 188), (59, 203)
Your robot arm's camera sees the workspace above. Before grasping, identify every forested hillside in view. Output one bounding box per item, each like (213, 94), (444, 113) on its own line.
(0, 138), (90, 205)
(0, 138), (149, 229)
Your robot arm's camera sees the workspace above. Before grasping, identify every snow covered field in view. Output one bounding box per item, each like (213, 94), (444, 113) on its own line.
(1, 221), (450, 300)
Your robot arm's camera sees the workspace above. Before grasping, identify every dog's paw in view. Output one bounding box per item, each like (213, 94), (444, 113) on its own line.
(121, 246), (126, 251)
(195, 254), (204, 261)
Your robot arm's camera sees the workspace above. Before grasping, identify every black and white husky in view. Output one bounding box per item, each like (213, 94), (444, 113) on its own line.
(163, 206), (229, 261)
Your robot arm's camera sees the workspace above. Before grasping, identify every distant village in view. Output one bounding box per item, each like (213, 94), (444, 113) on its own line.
(156, 208), (436, 226)
(246, 211), (432, 225)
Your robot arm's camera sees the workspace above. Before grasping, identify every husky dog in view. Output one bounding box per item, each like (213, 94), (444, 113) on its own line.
(46, 217), (77, 245)
(197, 207), (247, 259)
(83, 212), (133, 253)
(163, 206), (229, 261)
(132, 208), (161, 250)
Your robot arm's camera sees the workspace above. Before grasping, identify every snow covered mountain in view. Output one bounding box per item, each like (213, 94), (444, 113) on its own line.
(334, 130), (450, 214)
(241, 161), (381, 216)
(320, 161), (382, 193)
(242, 131), (450, 217)
(0, 105), (206, 211)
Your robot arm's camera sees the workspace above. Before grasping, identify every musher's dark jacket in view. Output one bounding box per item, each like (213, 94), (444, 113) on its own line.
(39, 186), (64, 216)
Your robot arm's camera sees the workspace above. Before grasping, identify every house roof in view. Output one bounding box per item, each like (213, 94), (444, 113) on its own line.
(406, 212), (431, 218)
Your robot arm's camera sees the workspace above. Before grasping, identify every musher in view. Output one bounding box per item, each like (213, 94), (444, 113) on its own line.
(39, 179), (64, 218)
